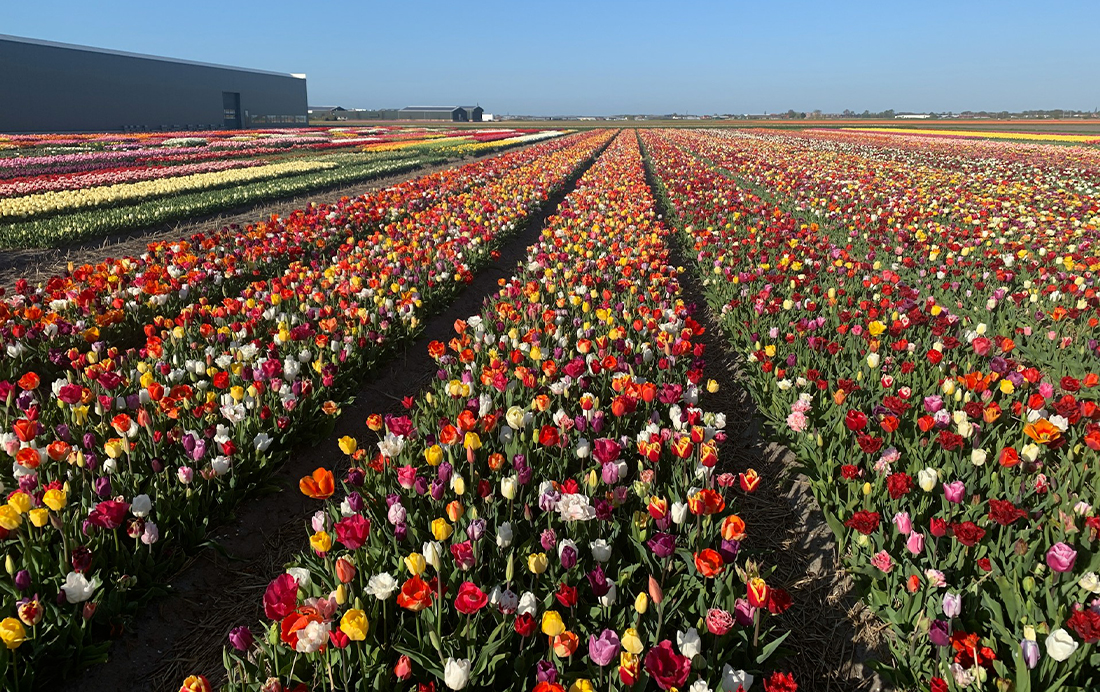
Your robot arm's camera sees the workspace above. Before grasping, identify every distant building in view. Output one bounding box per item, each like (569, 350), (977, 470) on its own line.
(0, 34), (308, 133)
(398, 106), (484, 122)
(895, 113), (932, 119)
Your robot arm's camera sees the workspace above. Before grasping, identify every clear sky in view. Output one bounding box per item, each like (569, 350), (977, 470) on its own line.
(5, 0), (1098, 116)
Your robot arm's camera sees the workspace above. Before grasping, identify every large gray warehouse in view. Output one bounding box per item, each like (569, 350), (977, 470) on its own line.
(0, 34), (308, 133)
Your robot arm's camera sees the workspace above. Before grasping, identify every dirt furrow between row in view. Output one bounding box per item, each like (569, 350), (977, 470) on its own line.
(62, 137), (611, 692)
(635, 131), (889, 692)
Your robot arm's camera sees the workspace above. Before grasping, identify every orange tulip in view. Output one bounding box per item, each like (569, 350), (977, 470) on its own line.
(299, 468), (335, 499)
(1023, 419), (1061, 445)
(693, 549), (724, 578)
(551, 630), (580, 657)
(688, 489), (725, 515)
(396, 575), (434, 612)
(721, 515), (747, 541)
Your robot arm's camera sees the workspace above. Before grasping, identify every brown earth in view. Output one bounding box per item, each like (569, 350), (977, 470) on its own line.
(62, 143), (604, 692)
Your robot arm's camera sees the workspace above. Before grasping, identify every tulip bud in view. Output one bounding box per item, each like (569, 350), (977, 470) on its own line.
(336, 557), (356, 583)
(647, 575), (663, 605)
(506, 552), (514, 583)
(4, 555), (13, 575)
(335, 584), (348, 605)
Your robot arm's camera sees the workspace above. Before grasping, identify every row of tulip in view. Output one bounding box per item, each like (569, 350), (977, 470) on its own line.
(0, 159), (266, 199)
(0, 131), (568, 249)
(0, 160), (340, 220)
(799, 129), (1100, 175)
(202, 130), (795, 692)
(0, 132), (576, 377)
(638, 128), (1099, 692)
(0, 128), (542, 179)
(0, 130), (613, 689)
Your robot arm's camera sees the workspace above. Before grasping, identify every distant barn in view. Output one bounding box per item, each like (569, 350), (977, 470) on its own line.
(398, 106), (484, 122)
(0, 34), (309, 133)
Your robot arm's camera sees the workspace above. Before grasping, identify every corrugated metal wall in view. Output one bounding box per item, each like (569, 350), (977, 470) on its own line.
(0, 36), (308, 133)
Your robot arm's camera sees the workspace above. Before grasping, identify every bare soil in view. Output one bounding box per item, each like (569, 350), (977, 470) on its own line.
(62, 147), (600, 692)
(642, 147), (892, 692)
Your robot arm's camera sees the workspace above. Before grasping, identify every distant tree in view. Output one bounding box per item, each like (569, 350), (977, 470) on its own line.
(786, 109), (797, 119)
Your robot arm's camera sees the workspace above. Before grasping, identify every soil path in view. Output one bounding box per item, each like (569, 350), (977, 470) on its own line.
(0, 146), (535, 289)
(638, 133), (890, 692)
(63, 142), (605, 692)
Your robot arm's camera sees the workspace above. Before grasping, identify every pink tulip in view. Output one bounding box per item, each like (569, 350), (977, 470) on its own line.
(1046, 542), (1078, 573)
(892, 511), (912, 535)
(942, 481), (966, 504)
(906, 531), (925, 555)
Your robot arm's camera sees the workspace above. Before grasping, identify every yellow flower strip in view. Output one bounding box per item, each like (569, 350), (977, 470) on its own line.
(839, 127), (1100, 143)
(0, 159), (337, 220)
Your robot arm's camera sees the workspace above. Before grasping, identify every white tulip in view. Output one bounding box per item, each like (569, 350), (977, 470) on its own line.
(1045, 628), (1079, 662)
(131, 494), (152, 517)
(443, 658), (471, 690)
(677, 627), (702, 658)
(61, 571), (100, 603)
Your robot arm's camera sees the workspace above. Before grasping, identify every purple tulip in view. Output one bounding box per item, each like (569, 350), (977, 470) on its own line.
(587, 565), (610, 597)
(718, 538), (740, 563)
(94, 477), (112, 499)
(466, 519), (486, 542)
(733, 598), (755, 626)
(929, 619), (950, 647)
(229, 625), (254, 651)
(647, 533), (676, 559)
(534, 660), (557, 684)
(14, 570), (31, 591)
(1021, 638), (1040, 669)
(588, 629), (620, 667)
(347, 491), (365, 513)
(560, 545), (577, 570)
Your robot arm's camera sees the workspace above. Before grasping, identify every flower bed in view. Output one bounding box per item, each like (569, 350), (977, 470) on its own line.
(214, 132), (794, 692)
(0, 130), (612, 689)
(640, 128), (1100, 692)
(0, 132), (580, 378)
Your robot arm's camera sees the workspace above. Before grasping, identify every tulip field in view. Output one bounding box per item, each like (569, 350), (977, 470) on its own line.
(0, 124), (1098, 692)
(0, 126), (557, 248)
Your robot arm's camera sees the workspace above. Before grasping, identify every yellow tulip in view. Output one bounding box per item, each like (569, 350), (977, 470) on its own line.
(621, 627), (643, 654)
(528, 552), (549, 574)
(340, 608), (368, 641)
(0, 505), (22, 530)
(404, 552), (426, 575)
(634, 592), (649, 614)
(424, 445), (443, 466)
(309, 531), (332, 554)
(463, 432), (482, 450)
(430, 518), (453, 541)
(0, 617), (26, 650)
(338, 436), (358, 455)
(7, 492), (31, 515)
(28, 508), (49, 528)
(541, 610), (565, 637)
(43, 488), (67, 511)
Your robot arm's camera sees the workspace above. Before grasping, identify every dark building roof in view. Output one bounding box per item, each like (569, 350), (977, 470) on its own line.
(0, 33), (304, 80)
(308, 106), (346, 112)
(400, 106), (464, 112)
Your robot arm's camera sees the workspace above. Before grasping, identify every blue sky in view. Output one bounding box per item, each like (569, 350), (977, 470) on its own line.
(6, 0), (1098, 115)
